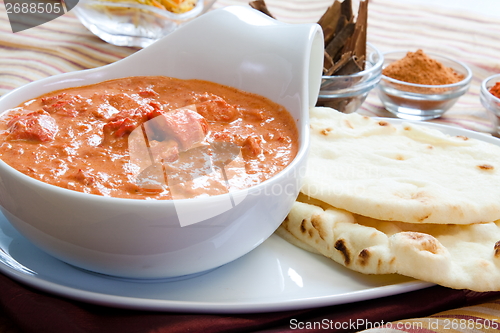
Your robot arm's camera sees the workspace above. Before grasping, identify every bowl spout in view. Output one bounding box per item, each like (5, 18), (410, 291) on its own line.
(115, 5), (325, 118)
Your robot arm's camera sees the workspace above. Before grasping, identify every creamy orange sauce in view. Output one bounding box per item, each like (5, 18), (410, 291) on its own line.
(0, 76), (298, 199)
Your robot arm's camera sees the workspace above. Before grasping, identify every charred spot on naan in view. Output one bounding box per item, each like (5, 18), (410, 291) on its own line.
(415, 214), (431, 223)
(334, 239), (351, 265)
(357, 248), (370, 266)
(297, 214), (330, 248)
(494, 241), (500, 258)
(299, 218), (311, 236)
(299, 219), (307, 234)
(311, 214), (327, 241)
(477, 164), (494, 171)
(321, 127), (333, 135)
(398, 231), (444, 255)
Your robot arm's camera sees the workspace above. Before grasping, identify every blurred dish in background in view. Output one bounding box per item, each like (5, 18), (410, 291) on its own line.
(124, 0), (198, 14)
(480, 73), (500, 135)
(74, 0), (213, 47)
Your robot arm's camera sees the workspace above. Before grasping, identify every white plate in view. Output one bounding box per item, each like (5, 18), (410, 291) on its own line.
(3, 117), (492, 314)
(0, 210), (431, 314)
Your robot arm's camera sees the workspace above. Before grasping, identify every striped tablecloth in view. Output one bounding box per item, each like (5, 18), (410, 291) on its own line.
(2, 0), (500, 134)
(1, 1), (500, 332)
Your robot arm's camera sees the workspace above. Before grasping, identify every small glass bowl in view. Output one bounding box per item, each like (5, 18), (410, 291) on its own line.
(74, 0), (205, 48)
(480, 73), (500, 134)
(316, 43), (384, 113)
(377, 51), (472, 120)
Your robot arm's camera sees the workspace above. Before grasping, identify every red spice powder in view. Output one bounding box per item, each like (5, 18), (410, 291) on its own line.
(489, 82), (500, 99)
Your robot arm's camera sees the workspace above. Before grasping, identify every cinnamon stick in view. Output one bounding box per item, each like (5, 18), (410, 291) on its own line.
(249, 0), (370, 76)
(325, 51), (352, 76)
(353, 0), (368, 68)
(317, 1), (341, 46)
(335, 55), (364, 75)
(340, 0), (353, 22)
(325, 19), (355, 62)
(249, 0), (275, 18)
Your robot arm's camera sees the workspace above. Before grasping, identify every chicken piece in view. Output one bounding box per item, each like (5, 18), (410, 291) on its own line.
(128, 107), (209, 182)
(241, 135), (263, 159)
(106, 93), (159, 122)
(107, 93), (143, 111)
(7, 110), (58, 142)
(103, 117), (137, 139)
(195, 94), (239, 122)
(42, 93), (91, 117)
(144, 107), (209, 152)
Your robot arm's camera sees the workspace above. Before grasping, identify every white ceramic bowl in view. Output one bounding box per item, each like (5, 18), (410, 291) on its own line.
(0, 6), (324, 279)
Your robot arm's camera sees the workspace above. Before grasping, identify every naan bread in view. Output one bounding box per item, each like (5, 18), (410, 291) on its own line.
(276, 195), (500, 291)
(303, 107), (500, 224)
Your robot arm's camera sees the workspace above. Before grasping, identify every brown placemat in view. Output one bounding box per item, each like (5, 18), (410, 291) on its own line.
(0, 272), (499, 333)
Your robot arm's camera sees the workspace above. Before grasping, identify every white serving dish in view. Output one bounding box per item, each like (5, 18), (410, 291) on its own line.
(0, 210), (432, 313)
(0, 6), (324, 279)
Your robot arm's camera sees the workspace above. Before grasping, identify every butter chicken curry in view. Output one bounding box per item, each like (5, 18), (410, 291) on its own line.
(0, 76), (298, 199)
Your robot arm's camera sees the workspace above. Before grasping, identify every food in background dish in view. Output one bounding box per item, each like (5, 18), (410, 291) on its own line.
(377, 50), (471, 119)
(0, 76), (298, 200)
(276, 107), (500, 292)
(489, 81), (500, 99)
(382, 49), (463, 86)
(102, 0), (197, 13)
